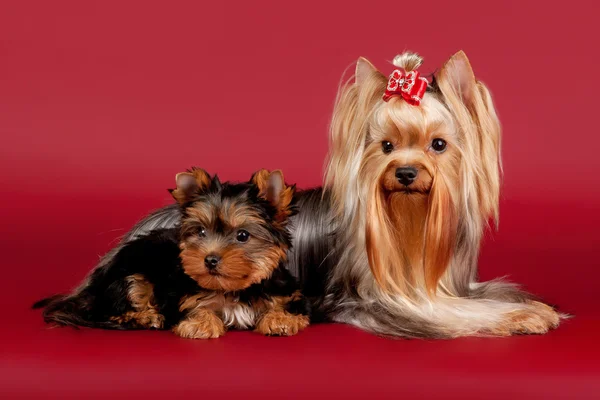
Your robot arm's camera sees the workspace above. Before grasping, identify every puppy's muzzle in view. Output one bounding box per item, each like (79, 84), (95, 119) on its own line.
(204, 254), (221, 271)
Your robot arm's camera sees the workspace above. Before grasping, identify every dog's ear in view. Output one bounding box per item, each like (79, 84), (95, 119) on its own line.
(436, 50), (476, 107)
(326, 57), (387, 215)
(437, 50), (501, 225)
(356, 57), (378, 86)
(170, 167), (211, 204)
(251, 169), (295, 222)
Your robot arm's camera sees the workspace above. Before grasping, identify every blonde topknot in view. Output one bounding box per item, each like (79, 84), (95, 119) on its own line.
(392, 52), (423, 71)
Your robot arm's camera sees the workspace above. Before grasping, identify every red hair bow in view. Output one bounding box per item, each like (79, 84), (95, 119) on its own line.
(383, 69), (428, 106)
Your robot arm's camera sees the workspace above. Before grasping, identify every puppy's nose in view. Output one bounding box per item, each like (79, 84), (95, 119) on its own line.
(204, 255), (221, 270)
(396, 166), (418, 186)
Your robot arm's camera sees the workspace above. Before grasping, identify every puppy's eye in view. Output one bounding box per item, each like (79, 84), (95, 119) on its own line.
(431, 138), (447, 153)
(382, 141), (394, 154)
(198, 227), (206, 237)
(236, 230), (250, 243)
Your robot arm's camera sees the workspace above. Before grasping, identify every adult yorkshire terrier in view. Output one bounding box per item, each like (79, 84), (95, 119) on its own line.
(54, 51), (562, 338)
(313, 51), (563, 337)
(35, 169), (310, 338)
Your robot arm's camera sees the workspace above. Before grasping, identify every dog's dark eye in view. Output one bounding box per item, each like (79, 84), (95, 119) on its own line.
(382, 141), (394, 154)
(198, 227), (206, 237)
(431, 138), (447, 153)
(236, 230), (250, 243)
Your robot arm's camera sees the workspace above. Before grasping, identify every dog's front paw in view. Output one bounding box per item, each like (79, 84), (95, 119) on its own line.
(173, 310), (225, 339)
(501, 301), (562, 335)
(255, 311), (309, 336)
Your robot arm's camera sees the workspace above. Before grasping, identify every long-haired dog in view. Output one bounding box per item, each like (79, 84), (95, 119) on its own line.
(315, 51), (563, 337)
(34, 169), (310, 338)
(36, 51), (563, 339)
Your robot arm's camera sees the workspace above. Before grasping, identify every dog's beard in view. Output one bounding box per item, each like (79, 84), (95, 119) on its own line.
(422, 176), (457, 291)
(365, 172), (457, 295)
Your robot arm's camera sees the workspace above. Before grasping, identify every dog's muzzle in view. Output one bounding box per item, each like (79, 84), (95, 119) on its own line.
(395, 166), (418, 186)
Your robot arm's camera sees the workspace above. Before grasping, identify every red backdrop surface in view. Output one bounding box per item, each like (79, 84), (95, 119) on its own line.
(1, 1), (599, 399)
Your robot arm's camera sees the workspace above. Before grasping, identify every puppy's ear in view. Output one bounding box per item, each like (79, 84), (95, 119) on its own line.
(210, 175), (222, 191)
(356, 57), (378, 86)
(170, 167), (211, 204)
(251, 169), (295, 222)
(436, 50), (476, 107)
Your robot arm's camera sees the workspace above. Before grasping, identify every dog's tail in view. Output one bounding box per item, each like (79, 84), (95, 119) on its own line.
(32, 294), (64, 309)
(32, 292), (125, 330)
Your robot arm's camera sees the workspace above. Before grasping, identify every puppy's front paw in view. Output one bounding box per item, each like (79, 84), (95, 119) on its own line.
(173, 310), (225, 339)
(255, 311), (309, 336)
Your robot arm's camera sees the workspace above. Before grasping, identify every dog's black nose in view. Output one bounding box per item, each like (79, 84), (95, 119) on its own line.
(204, 255), (221, 270)
(396, 167), (418, 186)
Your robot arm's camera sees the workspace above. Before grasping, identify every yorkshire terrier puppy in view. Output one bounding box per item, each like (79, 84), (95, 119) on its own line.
(34, 169), (310, 339)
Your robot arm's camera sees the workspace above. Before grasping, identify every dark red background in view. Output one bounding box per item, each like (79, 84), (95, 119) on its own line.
(1, 1), (599, 398)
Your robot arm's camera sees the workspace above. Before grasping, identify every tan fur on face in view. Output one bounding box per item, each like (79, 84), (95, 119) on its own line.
(109, 274), (164, 328)
(380, 162), (432, 194)
(178, 198), (289, 292)
(180, 242), (286, 291)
